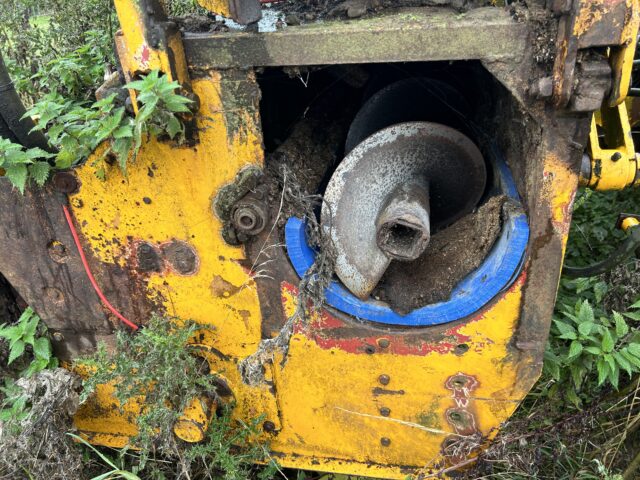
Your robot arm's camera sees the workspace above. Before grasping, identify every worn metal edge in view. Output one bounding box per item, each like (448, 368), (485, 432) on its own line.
(183, 7), (528, 69)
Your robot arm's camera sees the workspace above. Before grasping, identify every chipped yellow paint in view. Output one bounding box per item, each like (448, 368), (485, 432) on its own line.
(609, 0), (640, 106)
(588, 103), (638, 190)
(174, 397), (214, 443)
(572, 0), (607, 38)
(541, 153), (577, 234)
(70, 66), (537, 477)
(72, 70), (281, 447)
(621, 216), (640, 231)
(196, 0), (233, 17)
(268, 278), (530, 478)
(113, 0), (190, 112)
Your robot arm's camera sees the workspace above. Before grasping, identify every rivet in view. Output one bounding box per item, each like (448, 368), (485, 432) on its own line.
(52, 171), (79, 194)
(364, 345), (375, 354)
(262, 421), (276, 433)
(380, 437), (391, 447)
(377, 338), (390, 348)
(378, 374), (390, 385)
(379, 407), (390, 417)
(47, 241), (69, 264)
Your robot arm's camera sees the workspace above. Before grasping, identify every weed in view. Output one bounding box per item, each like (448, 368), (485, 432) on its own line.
(0, 306), (57, 378)
(76, 315), (277, 479)
(544, 298), (640, 406)
(0, 70), (192, 192)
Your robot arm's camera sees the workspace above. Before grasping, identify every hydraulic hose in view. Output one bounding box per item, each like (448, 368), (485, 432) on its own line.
(0, 52), (52, 151)
(563, 225), (640, 278)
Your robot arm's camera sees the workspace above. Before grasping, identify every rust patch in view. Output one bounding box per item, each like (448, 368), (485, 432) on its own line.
(161, 240), (199, 275)
(211, 275), (242, 298)
(372, 387), (405, 396)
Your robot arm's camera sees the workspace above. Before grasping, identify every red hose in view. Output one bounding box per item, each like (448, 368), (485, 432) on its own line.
(62, 205), (138, 330)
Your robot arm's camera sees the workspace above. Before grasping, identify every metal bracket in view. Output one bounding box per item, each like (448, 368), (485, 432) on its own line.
(581, 101), (639, 190)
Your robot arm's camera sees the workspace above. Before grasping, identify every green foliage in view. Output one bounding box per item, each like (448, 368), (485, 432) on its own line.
(0, 307), (57, 376)
(76, 316), (276, 479)
(566, 188), (640, 266)
(163, 0), (210, 16)
(0, 70), (192, 190)
(78, 316), (215, 449)
(68, 433), (142, 480)
(0, 137), (54, 193)
(0, 0), (116, 103)
(545, 295), (640, 406)
(0, 307), (58, 426)
(32, 31), (113, 100)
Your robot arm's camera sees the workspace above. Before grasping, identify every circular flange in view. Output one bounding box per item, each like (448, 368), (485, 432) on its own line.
(321, 121), (487, 299)
(286, 145), (529, 327)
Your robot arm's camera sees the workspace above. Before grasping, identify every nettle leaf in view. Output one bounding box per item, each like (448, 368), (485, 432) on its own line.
(628, 343), (640, 358)
(568, 340), (583, 359)
(596, 357), (608, 386)
(594, 281), (608, 303)
(28, 162), (51, 187)
(613, 312), (629, 337)
(577, 301), (595, 323)
(5, 164), (29, 193)
(164, 96), (191, 113)
(113, 125), (133, 139)
(623, 310), (640, 321)
(8, 339), (26, 365)
(578, 321), (594, 337)
(166, 116), (182, 139)
(614, 351), (633, 376)
(601, 329), (615, 353)
(32, 337), (52, 361)
(554, 319), (577, 340)
(621, 348), (640, 368)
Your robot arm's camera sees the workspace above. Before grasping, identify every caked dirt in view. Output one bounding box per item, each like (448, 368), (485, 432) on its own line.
(373, 194), (506, 314)
(272, 0), (491, 23)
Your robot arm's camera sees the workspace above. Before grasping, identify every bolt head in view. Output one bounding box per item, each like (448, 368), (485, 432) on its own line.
(378, 374), (390, 386)
(379, 407), (391, 417)
(263, 421), (276, 433)
(52, 171), (79, 194)
(380, 437), (391, 447)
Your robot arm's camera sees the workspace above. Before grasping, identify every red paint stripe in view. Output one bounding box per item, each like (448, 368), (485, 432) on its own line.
(62, 205), (139, 330)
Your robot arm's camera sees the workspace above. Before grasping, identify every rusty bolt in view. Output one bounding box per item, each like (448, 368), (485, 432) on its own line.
(377, 338), (390, 348)
(380, 437), (391, 447)
(379, 407), (391, 417)
(232, 203), (268, 237)
(530, 77), (553, 99)
(262, 421), (276, 433)
(378, 374), (390, 386)
(611, 152), (622, 162)
(52, 171), (79, 194)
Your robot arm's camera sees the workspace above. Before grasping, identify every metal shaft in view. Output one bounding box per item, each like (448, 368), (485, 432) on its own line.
(376, 181), (431, 261)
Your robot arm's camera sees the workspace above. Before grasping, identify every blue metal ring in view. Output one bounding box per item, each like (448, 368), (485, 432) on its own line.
(284, 148), (529, 327)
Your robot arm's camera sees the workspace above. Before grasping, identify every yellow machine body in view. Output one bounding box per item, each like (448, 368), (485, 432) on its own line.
(2, 0), (639, 478)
